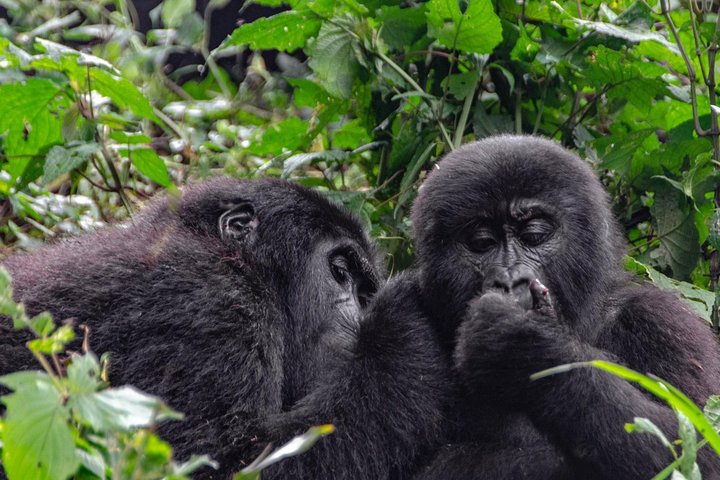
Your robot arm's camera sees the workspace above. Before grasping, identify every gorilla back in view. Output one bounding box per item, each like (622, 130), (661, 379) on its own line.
(1, 178), (440, 478)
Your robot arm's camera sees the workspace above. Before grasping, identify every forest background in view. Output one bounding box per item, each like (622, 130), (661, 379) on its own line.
(2, 0), (720, 478)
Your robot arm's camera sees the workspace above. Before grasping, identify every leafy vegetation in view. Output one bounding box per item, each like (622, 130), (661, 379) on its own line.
(2, 0), (720, 477)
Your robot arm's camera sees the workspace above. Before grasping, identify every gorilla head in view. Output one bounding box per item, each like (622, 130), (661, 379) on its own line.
(411, 135), (624, 340)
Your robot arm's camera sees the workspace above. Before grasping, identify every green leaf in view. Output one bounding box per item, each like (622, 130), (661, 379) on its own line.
(532, 361), (720, 456)
(426, 0), (502, 54)
(444, 71), (479, 100)
(43, 143), (100, 182)
(677, 411), (698, 476)
(161, 0), (195, 28)
(625, 417), (673, 449)
(0, 78), (66, 188)
(119, 147), (172, 187)
(704, 395), (720, 430)
(625, 257), (714, 323)
(282, 150), (349, 178)
(1, 372), (79, 480)
(308, 18), (362, 99)
(29, 312), (55, 337)
(89, 70), (158, 123)
(221, 10), (321, 52)
(572, 17), (679, 54)
(66, 354), (101, 394)
(109, 131), (152, 144)
(235, 425), (334, 478)
(68, 386), (182, 432)
(651, 180), (700, 280)
(377, 4), (427, 50)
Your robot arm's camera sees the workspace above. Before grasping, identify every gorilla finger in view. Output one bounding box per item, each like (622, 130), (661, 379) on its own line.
(529, 279), (553, 312)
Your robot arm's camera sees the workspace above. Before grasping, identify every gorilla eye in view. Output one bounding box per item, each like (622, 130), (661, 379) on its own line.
(519, 219), (554, 247)
(467, 230), (497, 253)
(330, 255), (352, 286)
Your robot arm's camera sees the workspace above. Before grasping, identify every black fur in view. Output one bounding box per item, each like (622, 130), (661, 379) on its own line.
(0, 178), (450, 479)
(411, 135), (720, 479)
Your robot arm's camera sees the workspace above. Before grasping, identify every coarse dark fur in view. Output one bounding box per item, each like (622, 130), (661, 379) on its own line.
(410, 135), (720, 479)
(0, 178), (450, 479)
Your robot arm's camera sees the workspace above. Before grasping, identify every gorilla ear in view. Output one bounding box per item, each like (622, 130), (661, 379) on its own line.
(219, 202), (258, 241)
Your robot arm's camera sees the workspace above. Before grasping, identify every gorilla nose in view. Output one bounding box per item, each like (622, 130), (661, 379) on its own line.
(482, 266), (536, 310)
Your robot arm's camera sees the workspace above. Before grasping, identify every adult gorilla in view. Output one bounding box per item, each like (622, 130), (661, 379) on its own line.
(0, 178), (449, 479)
(412, 136), (720, 479)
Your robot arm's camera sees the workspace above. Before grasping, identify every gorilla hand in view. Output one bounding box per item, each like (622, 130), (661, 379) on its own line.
(453, 281), (568, 406)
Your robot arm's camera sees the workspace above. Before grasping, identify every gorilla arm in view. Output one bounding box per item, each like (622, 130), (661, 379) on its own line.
(455, 286), (720, 479)
(262, 272), (450, 480)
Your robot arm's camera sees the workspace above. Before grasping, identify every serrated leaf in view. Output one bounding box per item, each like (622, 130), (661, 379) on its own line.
(43, 143), (100, 182)
(221, 10), (321, 52)
(119, 147), (172, 187)
(308, 20), (360, 99)
(68, 386), (182, 432)
(1, 374), (78, 480)
(377, 4), (427, 50)
(651, 180), (700, 280)
(426, 0), (502, 54)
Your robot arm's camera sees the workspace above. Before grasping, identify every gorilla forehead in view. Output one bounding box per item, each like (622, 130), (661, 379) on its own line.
(412, 135), (610, 234)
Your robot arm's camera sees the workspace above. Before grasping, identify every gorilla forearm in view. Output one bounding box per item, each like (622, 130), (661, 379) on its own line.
(263, 273), (450, 479)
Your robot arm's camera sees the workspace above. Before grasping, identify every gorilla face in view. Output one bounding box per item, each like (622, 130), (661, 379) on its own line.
(459, 197), (561, 311)
(411, 135), (624, 338)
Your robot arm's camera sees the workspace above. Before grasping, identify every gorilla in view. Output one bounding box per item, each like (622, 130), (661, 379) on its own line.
(410, 135), (720, 479)
(0, 178), (449, 479)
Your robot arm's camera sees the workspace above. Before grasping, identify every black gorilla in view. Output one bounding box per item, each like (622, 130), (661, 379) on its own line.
(0, 178), (449, 479)
(411, 136), (720, 479)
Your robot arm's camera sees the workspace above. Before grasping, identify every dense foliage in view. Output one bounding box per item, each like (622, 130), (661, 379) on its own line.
(2, 0), (720, 478)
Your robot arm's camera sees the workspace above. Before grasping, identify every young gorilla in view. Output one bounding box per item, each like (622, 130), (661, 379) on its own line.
(411, 136), (720, 479)
(0, 178), (449, 479)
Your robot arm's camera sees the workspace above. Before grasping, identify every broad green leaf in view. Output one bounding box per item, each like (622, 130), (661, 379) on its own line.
(532, 361), (720, 455)
(29, 311), (55, 337)
(377, 4), (427, 50)
(161, 0), (195, 28)
(221, 10), (321, 52)
(651, 180), (700, 280)
(43, 143), (100, 182)
(66, 354), (101, 394)
(118, 147), (172, 187)
(287, 78), (336, 108)
(68, 386), (182, 432)
(109, 131), (152, 144)
(444, 71), (479, 100)
(1, 373), (79, 480)
(426, 0), (502, 54)
(308, 20), (361, 99)
(89, 70), (158, 123)
(34, 38), (116, 71)
(0, 78), (66, 188)
(593, 129), (654, 175)
(332, 119), (371, 150)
